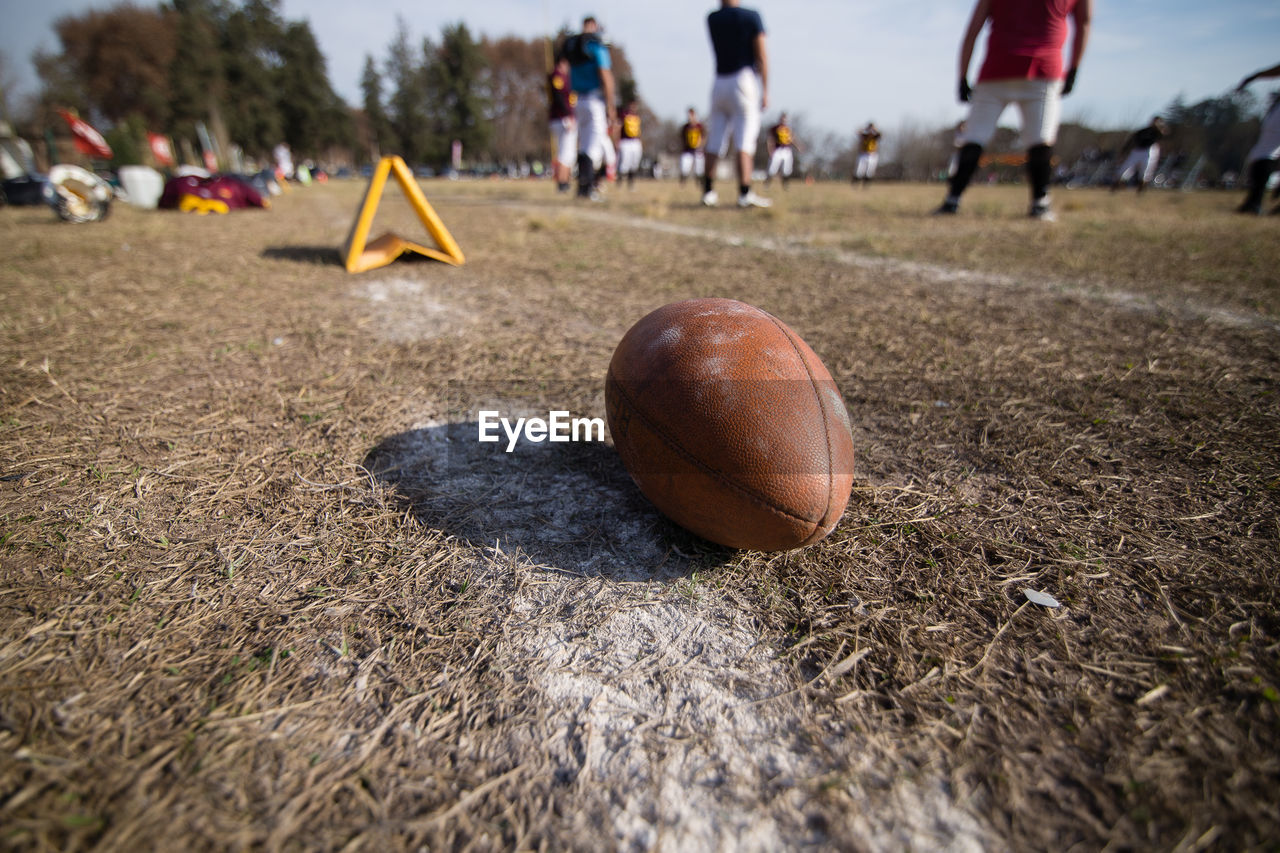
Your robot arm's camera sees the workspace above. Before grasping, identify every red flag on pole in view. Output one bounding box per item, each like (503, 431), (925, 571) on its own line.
(58, 110), (113, 160)
(148, 133), (175, 167)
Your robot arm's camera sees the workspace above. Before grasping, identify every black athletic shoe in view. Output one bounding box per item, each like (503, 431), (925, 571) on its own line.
(933, 199), (958, 215)
(1029, 200), (1057, 222)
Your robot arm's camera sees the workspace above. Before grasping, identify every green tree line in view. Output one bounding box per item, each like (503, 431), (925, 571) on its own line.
(3, 1), (649, 173)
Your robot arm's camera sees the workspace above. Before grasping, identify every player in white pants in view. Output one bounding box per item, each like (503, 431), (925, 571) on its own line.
(564, 17), (616, 200)
(767, 144), (793, 182)
(766, 113), (796, 187)
(617, 100), (643, 188)
(702, 0), (771, 209)
(1111, 117), (1165, 192)
(936, 0), (1092, 221)
(854, 122), (881, 186)
(678, 108), (706, 184)
(1236, 62), (1280, 214)
(547, 56), (577, 192)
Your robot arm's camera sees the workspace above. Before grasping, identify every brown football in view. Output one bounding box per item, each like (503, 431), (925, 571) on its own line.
(605, 298), (855, 551)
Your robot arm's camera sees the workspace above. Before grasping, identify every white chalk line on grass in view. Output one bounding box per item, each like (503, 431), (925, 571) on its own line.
(356, 404), (991, 851)
(550, 204), (1280, 335)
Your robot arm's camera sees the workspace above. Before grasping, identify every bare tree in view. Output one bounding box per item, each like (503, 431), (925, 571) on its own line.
(882, 118), (955, 182)
(51, 5), (178, 125)
(0, 50), (15, 123)
(483, 36), (548, 163)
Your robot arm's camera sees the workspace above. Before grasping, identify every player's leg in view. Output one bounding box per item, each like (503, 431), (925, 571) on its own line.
(1239, 159), (1277, 214)
(703, 77), (735, 205)
(1111, 158), (1131, 192)
(1026, 144), (1054, 217)
(1112, 151), (1138, 192)
(1019, 78), (1063, 219)
(732, 70), (768, 207)
(555, 119), (576, 192)
(549, 121), (562, 190)
(1239, 110), (1280, 214)
(767, 148), (781, 183)
(936, 83), (1003, 214)
(1137, 146), (1158, 193)
(624, 140), (642, 187)
(601, 135), (616, 185)
(575, 93), (605, 198)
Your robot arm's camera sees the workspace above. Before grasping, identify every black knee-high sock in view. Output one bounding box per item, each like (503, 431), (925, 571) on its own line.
(1242, 159), (1276, 209)
(1027, 144), (1053, 201)
(948, 143), (983, 198)
(577, 153), (594, 195)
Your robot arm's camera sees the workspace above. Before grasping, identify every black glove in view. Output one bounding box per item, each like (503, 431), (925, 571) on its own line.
(1062, 67), (1078, 96)
(959, 77), (972, 103)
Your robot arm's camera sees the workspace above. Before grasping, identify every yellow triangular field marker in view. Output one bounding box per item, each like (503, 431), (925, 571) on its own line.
(341, 155), (465, 273)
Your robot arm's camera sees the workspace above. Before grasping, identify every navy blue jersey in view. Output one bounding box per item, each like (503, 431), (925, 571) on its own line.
(707, 6), (764, 76)
(1131, 124), (1164, 149)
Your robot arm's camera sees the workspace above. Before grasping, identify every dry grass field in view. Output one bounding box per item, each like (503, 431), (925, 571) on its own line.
(1, 176), (1278, 852)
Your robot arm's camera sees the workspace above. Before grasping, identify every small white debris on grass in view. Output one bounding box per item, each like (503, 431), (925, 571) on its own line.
(1136, 684), (1170, 706)
(1022, 588), (1062, 608)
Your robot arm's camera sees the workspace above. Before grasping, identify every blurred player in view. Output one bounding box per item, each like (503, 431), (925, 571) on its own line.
(702, 0), (771, 208)
(679, 107), (706, 185)
(854, 122), (882, 186)
(273, 142), (294, 181)
(1111, 116), (1165, 193)
(547, 55), (577, 193)
(935, 0), (1092, 221)
(766, 113), (797, 187)
(1235, 61), (1280, 215)
(564, 16), (617, 200)
(618, 100), (643, 189)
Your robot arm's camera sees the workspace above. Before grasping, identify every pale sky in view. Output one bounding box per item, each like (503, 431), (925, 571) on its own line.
(3, 0), (1279, 138)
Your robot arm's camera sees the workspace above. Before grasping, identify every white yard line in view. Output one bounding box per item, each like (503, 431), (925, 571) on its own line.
(551, 205), (1279, 335)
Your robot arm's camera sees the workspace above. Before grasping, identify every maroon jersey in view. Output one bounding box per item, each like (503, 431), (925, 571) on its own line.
(548, 68), (573, 120)
(979, 0), (1079, 82)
